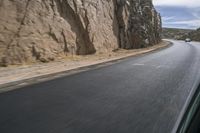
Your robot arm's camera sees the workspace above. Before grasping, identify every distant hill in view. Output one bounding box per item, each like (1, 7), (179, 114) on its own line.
(179, 28), (200, 41)
(162, 28), (194, 39)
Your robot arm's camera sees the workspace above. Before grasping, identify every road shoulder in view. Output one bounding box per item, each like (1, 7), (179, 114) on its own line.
(0, 41), (172, 93)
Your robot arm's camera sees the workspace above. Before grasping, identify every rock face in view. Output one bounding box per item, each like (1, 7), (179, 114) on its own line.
(116, 0), (162, 49)
(0, 0), (161, 66)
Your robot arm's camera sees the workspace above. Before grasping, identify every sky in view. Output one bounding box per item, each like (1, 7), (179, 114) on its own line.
(153, 0), (200, 29)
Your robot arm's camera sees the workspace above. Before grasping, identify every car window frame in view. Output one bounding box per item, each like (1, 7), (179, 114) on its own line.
(176, 84), (200, 133)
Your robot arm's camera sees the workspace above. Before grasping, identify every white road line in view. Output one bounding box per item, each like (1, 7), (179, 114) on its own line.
(156, 65), (162, 69)
(132, 63), (145, 66)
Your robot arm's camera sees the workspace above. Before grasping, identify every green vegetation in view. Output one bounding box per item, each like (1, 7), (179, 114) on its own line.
(162, 27), (200, 42)
(162, 28), (194, 39)
(179, 28), (200, 41)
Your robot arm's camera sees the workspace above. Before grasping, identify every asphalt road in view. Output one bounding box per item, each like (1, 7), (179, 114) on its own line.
(0, 40), (200, 133)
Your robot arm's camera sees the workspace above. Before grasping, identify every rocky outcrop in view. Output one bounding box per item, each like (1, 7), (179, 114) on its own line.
(0, 0), (161, 66)
(116, 0), (162, 49)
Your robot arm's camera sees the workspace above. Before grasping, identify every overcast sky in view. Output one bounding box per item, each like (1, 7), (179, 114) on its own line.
(153, 0), (200, 29)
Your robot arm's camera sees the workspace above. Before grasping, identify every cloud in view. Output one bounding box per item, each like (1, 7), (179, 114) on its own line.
(153, 0), (200, 8)
(167, 20), (200, 27)
(162, 19), (200, 29)
(162, 16), (175, 22)
(191, 8), (200, 19)
(154, 4), (200, 29)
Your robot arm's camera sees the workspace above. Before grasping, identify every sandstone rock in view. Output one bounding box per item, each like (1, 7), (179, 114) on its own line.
(0, 0), (161, 66)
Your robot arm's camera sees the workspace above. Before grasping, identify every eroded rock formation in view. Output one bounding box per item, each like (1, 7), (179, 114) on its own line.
(116, 0), (162, 49)
(0, 0), (161, 66)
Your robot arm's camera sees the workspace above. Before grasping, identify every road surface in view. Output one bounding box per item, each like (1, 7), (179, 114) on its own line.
(0, 40), (200, 133)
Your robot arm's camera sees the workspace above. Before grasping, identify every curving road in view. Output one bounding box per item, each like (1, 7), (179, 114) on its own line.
(0, 40), (200, 133)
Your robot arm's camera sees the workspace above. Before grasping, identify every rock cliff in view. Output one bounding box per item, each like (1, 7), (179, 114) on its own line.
(0, 0), (161, 66)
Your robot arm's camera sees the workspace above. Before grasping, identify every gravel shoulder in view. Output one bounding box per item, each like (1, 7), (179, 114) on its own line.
(0, 41), (170, 92)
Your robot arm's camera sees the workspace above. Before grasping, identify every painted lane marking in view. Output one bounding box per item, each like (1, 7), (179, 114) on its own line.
(132, 63), (145, 66)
